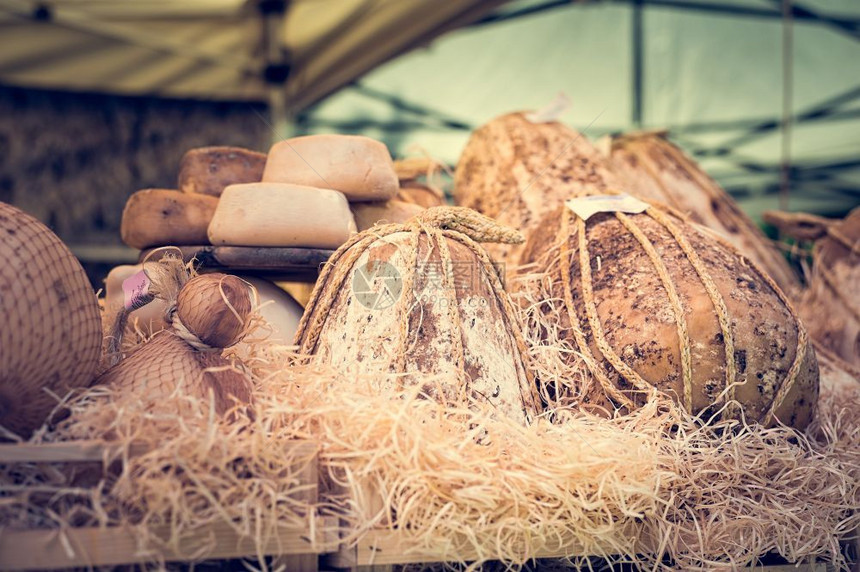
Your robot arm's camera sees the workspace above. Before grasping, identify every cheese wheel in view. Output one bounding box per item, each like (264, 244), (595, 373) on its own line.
(178, 146), (266, 197)
(351, 200), (424, 231)
(263, 135), (398, 201)
(236, 276), (304, 346)
(0, 202), (102, 439)
(207, 182), (357, 248)
(121, 189), (218, 250)
(103, 265), (169, 338)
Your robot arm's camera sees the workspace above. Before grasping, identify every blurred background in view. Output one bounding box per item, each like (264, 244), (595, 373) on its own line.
(1, 0), (858, 280)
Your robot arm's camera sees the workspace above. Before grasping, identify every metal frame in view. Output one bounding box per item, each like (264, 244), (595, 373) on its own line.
(321, 0), (860, 207)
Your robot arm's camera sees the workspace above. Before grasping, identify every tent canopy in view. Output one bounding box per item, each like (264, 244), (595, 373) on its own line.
(0, 0), (506, 107)
(299, 0), (860, 217)
(1, 0), (858, 217)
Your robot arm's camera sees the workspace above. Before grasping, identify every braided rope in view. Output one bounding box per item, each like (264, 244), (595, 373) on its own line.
(558, 211), (636, 410)
(615, 212), (694, 411)
(408, 206), (524, 244)
(576, 216), (658, 400)
(394, 230), (422, 376)
(434, 229), (468, 399)
(646, 207), (739, 404)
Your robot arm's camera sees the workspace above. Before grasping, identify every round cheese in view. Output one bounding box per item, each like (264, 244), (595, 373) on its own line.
(263, 135), (398, 201)
(207, 182), (357, 248)
(240, 276), (304, 343)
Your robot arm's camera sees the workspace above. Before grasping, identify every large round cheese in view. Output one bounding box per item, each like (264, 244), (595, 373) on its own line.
(263, 135), (398, 201)
(0, 202), (102, 438)
(519, 203), (818, 429)
(207, 182), (357, 248)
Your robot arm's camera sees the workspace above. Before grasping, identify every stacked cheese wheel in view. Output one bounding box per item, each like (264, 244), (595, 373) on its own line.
(119, 137), (435, 252)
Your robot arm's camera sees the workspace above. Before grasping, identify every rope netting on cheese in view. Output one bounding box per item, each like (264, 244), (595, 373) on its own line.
(518, 202), (815, 429)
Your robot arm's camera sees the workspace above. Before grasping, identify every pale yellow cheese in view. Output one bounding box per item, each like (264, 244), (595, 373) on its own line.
(207, 182), (357, 248)
(263, 135), (398, 201)
(237, 276), (304, 344)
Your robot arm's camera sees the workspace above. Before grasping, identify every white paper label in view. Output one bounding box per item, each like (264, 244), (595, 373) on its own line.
(565, 194), (650, 221)
(525, 92), (571, 123)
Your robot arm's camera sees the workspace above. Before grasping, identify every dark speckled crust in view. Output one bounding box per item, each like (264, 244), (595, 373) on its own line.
(307, 232), (539, 426)
(178, 146), (266, 197)
(520, 207), (819, 429)
(607, 133), (799, 295)
(453, 113), (622, 265)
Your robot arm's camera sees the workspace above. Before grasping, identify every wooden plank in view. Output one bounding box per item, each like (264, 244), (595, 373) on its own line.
(139, 245), (334, 282)
(0, 521), (323, 571)
(331, 529), (833, 570)
(330, 530), (607, 567)
(276, 440), (320, 572)
(0, 439), (316, 465)
(0, 440), (145, 463)
(0, 440), (328, 570)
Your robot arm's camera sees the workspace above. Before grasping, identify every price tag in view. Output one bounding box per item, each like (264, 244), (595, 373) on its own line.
(524, 92), (571, 123)
(122, 270), (153, 310)
(565, 194), (650, 221)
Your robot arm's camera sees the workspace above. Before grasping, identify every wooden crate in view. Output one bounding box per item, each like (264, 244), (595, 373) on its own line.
(0, 439), (333, 571)
(1, 441), (850, 571)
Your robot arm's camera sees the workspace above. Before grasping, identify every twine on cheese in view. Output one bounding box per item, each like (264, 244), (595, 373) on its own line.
(615, 212), (693, 411)
(554, 202), (808, 424)
(408, 206), (525, 245)
(294, 207), (542, 421)
(171, 313), (218, 353)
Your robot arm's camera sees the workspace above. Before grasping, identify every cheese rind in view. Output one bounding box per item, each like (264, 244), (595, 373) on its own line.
(121, 189), (218, 249)
(396, 182), (446, 208)
(263, 135), (398, 201)
(208, 182), (357, 248)
(178, 146), (266, 197)
(351, 200), (424, 231)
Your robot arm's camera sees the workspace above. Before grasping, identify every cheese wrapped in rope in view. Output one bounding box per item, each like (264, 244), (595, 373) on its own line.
(295, 207), (540, 425)
(519, 197), (818, 429)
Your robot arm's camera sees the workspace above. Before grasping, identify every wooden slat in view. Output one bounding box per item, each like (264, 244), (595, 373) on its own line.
(138, 245), (334, 282)
(0, 521), (324, 571)
(330, 530), (834, 570)
(329, 530), (609, 567)
(0, 440), (145, 463)
(276, 439), (321, 572)
(0, 439), (326, 570)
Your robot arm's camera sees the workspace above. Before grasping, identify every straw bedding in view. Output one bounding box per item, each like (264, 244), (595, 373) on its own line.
(1, 298), (859, 570)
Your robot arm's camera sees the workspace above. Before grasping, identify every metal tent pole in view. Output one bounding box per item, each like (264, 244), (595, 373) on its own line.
(259, 0), (293, 143)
